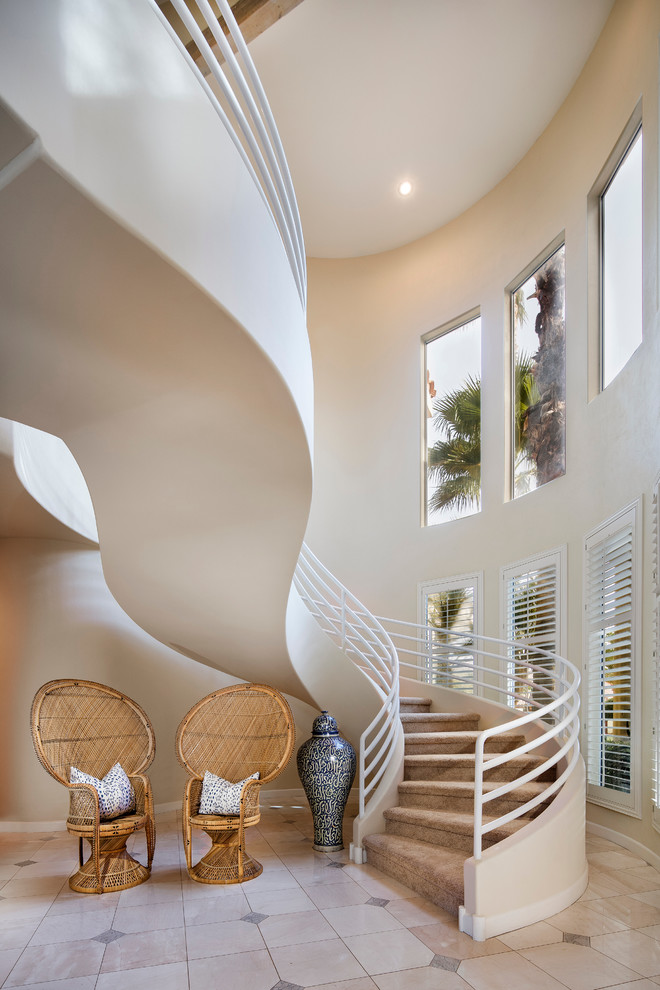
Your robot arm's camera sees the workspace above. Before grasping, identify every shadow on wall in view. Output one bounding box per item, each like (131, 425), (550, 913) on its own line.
(0, 538), (316, 823)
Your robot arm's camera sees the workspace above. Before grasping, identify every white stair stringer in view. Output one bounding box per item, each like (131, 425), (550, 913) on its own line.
(0, 0), (315, 697)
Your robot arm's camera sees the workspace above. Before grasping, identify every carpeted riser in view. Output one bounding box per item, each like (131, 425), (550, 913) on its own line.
(398, 790), (550, 816)
(363, 842), (463, 916)
(401, 718), (480, 733)
(383, 815), (523, 851)
(404, 735), (525, 755)
(404, 760), (553, 782)
(400, 704), (432, 714)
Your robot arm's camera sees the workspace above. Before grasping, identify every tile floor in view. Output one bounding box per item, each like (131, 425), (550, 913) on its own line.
(1, 804), (660, 989)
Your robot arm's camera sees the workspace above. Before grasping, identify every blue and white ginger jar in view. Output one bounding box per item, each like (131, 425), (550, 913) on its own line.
(297, 711), (356, 852)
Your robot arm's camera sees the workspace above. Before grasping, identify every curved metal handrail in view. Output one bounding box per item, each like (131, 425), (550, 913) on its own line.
(376, 616), (581, 859)
(294, 544), (400, 819)
(151, 0), (306, 308)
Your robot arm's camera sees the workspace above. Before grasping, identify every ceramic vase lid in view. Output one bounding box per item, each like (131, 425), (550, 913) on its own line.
(311, 711), (339, 736)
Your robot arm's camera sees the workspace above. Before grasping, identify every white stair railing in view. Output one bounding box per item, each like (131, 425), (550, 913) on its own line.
(294, 544), (400, 819)
(151, 0), (306, 308)
(378, 617), (581, 859)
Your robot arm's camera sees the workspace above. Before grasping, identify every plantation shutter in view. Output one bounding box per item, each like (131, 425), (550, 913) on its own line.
(501, 549), (565, 712)
(584, 502), (640, 816)
(653, 483), (660, 827)
(419, 573), (482, 695)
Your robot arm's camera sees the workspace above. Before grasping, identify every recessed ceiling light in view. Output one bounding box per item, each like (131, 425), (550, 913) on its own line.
(398, 180), (413, 197)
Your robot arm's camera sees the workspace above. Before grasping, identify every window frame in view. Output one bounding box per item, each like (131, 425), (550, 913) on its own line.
(418, 571), (483, 695)
(421, 307), (481, 528)
(587, 101), (643, 399)
(583, 499), (642, 818)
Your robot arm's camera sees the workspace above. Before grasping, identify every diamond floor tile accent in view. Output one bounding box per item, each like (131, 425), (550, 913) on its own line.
(327, 861), (346, 869)
(270, 982), (304, 990)
(564, 932), (591, 946)
(93, 929), (126, 943)
(366, 896), (389, 907)
(430, 953), (460, 971)
(242, 912), (269, 924)
(14, 860), (37, 867)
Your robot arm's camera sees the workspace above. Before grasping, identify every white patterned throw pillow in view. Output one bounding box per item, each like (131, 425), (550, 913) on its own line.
(69, 762), (136, 820)
(199, 771), (260, 815)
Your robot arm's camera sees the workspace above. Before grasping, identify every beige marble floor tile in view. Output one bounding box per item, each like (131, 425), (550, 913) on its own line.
(598, 982), (660, 989)
(588, 895), (660, 928)
(323, 902), (405, 937)
(580, 874), (641, 900)
(270, 936), (368, 985)
(4, 939), (105, 987)
(292, 866), (360, 887)
(0, 920), (40, 951)
(245, 884), (316, 915)
(374, 970), (472, 990)
(411, 921), (509, 960)
(458, 951), (569, 989)
(640, 925), (660, 941)
(0, 864), (20, 883)
(183, 889), (249, 926)
(96, 962), (189, 990)
(342, 866), (417, 901)
(189, 948), (279, 990)
(600, 872), (660, 895)
(634, 891), (660, 909)
(29, 907), (117, 945)
(46, 890), (120, 917)
(259, 908), (337, 947)
(185, 918), (265, 959)
(3, 980), (96, 990)
(545, 901), (629, 936)
(235, 868), (299, 893)
(384, 897), (453, 928)
(625, 867), (660, 883)
(1, 875), (66, 899)
(588, 852), (650, 872)
(116, 881), (182, 907)
(0, 896), (52, 923)
(497, 920), (564, 949)
(100, 928), (187, 973)
(181, 878), (248, 901)
(307, 979), (378, 990)
(305, 878), (372, 910)
(591, 929), (660, 977)
(343, 928), (435, 975)
(0, 948), (23, 985)
(112, 899), (184, 934)
(520, 941), (642, 990)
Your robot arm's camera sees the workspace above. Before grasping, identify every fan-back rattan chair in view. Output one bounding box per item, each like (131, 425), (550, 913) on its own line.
(31, 679), (156, 894)
(176, 683), (294, 884)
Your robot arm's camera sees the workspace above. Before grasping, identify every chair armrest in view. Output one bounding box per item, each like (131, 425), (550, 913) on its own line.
(185, 776), (203, 818)
(67, 782), (100, 827)
(128, 774), (152, 817)
(239, 777), (261, 821)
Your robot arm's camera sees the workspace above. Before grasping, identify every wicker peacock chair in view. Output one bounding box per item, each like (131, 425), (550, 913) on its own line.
(30, 679), (156, 894)
(176, 683), (295, 884)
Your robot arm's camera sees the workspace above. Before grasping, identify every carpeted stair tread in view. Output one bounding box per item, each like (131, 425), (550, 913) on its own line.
(363, 833), (466, 914)
(404, 731), (526, 753)
(400, 712), (480, 724)
(384, 805), (529, 838)
(398, 779), (549, 799)
(404, 752), (545, 768)
(400, 697), (432, 706)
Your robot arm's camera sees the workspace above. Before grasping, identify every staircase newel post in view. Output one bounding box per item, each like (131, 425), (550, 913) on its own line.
(474, 734), (485, 861)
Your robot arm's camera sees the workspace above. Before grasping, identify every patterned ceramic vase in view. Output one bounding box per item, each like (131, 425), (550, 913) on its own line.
(297, 711), (356, 852)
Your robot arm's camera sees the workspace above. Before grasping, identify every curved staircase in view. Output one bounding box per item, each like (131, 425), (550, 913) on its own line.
(365, 697), (556, 916)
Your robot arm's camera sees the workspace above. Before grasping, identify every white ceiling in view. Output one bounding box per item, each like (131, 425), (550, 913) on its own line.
(249, 0), (615, 258)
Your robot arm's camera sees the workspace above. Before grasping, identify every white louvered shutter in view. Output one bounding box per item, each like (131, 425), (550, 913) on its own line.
(501, 549), (565, 713)
(584, 502), (640, 816)
(653, 482), (660, 829)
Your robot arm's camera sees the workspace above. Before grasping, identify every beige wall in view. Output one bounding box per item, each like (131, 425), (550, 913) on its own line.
(305, 0), (660, 854)
(0, 539), (318, 823)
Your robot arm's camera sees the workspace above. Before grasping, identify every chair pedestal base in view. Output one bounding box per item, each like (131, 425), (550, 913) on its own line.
(190, 827), (263, 885)
(70, 834), (150, 894)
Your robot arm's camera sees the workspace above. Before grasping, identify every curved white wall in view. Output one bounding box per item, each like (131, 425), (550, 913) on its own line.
(304, 0), (660, 856)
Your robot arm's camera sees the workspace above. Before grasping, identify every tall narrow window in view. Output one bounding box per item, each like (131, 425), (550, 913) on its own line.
(510, 241), (566, 499)
(584, 502), (641, 817)
(601, 127), (643, 388)
(419, 573), (482, 694)
(423, 312), (481, 526)
(501, 548), (566, 712)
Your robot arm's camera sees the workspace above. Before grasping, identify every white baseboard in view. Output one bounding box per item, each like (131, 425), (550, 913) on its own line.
(587, 822), (660, 872)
